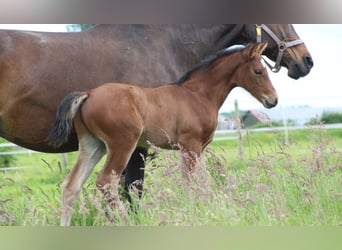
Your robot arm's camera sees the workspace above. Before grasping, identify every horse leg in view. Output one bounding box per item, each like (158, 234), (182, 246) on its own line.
(96, 134), (141, 210)
(124, 147), (147, 204)
(179, 140), (203, 182)
(61, 135), (105, 226)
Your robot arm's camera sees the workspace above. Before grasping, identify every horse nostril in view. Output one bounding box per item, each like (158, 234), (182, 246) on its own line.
(265, 97), (278, 108)
(274, 97), (278, 106)
(305, 56), (314, 68)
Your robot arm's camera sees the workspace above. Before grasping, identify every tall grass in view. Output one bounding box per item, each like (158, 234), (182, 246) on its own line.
(0, 125), (341, 226)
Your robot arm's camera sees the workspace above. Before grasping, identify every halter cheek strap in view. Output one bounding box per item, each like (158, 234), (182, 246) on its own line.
(256, 24), (304, 73)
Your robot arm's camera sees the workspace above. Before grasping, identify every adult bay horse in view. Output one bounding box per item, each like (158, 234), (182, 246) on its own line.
(0, 24), (313, 199)
(48, 42), (278, 226)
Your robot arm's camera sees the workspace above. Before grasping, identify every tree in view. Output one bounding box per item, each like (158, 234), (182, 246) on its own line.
(321, 111), (342, 124)
(66, 24), (95, 32)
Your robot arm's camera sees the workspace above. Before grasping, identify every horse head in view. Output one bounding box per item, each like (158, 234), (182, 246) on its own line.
(237, 42), (278, 109)
(244, 24), (314, 79)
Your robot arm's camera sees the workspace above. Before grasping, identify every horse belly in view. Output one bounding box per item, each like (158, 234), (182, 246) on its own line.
(138, 129), (177, 149)
(139, 111), (178, 149)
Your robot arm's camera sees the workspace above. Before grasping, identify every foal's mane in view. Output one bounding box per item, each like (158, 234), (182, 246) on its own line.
(174, 44), (246, 84)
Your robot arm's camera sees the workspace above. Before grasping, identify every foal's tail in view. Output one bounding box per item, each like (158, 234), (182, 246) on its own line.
(47, 92), (88, 148)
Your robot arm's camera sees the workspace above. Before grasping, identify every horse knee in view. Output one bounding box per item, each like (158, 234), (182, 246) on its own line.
(96, 170), (120, 188)
(61, 178), (81, 214)
(96, 170), (122, 208)
(96, 172), (111, 189)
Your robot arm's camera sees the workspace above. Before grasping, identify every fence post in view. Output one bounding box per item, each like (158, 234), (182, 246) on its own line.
(281, 105), (289, 145)
(234, 100), (244, 161)
(61, 153), (68, 167)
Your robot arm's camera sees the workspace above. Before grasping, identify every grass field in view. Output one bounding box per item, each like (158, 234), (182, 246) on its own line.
(0, 124), (341, 226)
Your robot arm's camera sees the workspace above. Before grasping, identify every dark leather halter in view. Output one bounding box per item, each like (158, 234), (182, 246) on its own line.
(256, 24), (304, 73)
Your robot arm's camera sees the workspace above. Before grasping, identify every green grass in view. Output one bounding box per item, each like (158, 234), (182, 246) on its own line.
(0, 126), (341, 226)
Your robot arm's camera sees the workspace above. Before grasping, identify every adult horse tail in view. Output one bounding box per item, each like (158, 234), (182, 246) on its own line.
(48, 92), (88, 148)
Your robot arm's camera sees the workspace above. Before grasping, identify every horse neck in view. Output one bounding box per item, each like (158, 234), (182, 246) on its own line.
(182, 52), (243, 111)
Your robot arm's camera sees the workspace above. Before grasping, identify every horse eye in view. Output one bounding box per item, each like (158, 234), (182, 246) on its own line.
(254, 69), (262, 75)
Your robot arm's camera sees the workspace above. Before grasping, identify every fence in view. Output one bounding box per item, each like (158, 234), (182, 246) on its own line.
(1, 123), (342, 170)
(0, 142), (68, 171)
(214, 123), (342, 160)
(214, 123), (342, 141)
(0, 143), (37, 170)
(0, 142), (36, 156)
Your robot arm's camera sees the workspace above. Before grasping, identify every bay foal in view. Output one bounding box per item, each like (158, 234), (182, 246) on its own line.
(48, 42), (278, 226)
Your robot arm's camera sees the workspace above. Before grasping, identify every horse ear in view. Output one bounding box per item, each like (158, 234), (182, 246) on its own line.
(255, 41), (268, 55)
(245, 42), (268, 58)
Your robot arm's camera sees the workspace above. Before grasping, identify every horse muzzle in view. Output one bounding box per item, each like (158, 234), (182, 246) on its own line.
(287, 55), (314, 79)
(262, 95), (278, 109)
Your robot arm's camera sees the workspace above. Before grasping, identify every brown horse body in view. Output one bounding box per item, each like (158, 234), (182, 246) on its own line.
(0, 25), (311, 153)
(0, 24), (313, 202)
(48, 42), (278, 225)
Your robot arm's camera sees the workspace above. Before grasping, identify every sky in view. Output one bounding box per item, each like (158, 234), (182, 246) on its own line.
(0, 24), (340, 113)
(225, 24), (342, 112)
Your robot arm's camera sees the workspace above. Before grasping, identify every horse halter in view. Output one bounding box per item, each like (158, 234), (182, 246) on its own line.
(255, 24), (304, 73)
